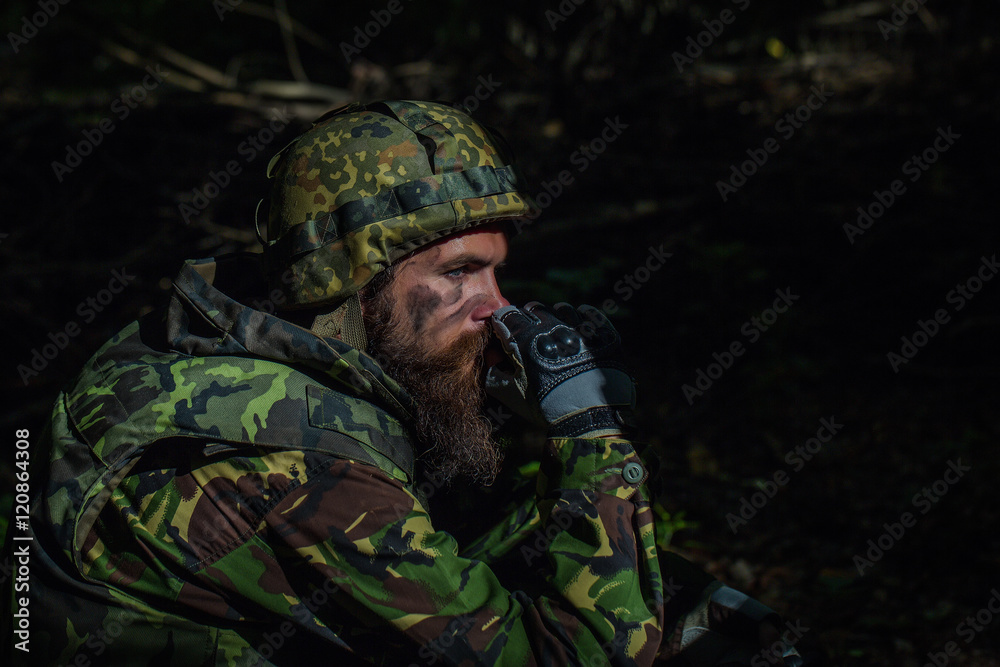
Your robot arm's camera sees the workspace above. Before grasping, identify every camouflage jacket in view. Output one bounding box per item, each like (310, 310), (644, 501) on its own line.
(16, 253), (754, 667)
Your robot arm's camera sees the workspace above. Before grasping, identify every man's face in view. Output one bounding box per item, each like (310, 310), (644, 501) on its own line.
(384, 225), (509, 357)
(361, 223), (510, 485)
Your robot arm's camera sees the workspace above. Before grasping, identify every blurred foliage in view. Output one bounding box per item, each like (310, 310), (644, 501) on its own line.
(653, 503), (698, 550)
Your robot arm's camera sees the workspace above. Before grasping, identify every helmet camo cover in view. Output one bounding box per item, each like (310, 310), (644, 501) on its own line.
(263, 100), (535, 309)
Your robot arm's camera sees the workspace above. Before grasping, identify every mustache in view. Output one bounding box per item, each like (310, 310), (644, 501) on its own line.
(418, 323), (491, 376)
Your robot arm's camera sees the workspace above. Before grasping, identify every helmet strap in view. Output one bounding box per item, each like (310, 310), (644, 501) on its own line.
(341, 292), (369, 352)
(304, 292), (368, 352)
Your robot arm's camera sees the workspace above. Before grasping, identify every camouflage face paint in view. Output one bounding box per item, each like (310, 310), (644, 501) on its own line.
(404, 283), (444, 337)
(384, 227), (508, 357)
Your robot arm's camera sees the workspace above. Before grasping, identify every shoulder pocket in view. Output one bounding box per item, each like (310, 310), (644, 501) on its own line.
(306, 385), (414, 483)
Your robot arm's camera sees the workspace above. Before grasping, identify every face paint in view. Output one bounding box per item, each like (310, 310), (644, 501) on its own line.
(368, 225), (508, 366)
(404, 284), (444, 337)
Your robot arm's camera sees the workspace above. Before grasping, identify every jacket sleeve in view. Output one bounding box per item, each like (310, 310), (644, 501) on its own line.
(260, 435), (664, 665)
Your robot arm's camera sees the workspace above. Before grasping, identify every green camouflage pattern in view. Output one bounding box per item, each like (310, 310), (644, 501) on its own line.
(15, 253), (723, 666)
(264, 100), (535, 309)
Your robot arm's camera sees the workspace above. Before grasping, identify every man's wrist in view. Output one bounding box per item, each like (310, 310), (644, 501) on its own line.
(547, 405), (636, 439)
(539, 436), (647, 496)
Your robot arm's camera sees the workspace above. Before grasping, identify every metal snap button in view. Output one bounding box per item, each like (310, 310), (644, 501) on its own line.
(622, 461), (644, 484)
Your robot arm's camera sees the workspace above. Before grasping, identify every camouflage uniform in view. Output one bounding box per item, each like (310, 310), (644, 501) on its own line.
(10, 101), (786, 666)
(16, 251), (703, 666)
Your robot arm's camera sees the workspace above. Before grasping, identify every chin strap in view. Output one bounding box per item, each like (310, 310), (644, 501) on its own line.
(340, 292), (368, 351)
(307, 291), (368, 352)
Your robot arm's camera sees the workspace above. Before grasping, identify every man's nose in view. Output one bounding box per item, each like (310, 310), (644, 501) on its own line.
(470, 272), (509, 320)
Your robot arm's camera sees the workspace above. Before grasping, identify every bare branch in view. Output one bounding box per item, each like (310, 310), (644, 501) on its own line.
(232, 1), (337, 55)
(274, 0), (309, 83)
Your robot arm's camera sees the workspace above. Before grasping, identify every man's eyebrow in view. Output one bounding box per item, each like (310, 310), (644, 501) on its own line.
(441, 253), (505, 268)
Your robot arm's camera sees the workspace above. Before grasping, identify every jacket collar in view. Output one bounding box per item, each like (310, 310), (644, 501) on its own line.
(165, 253), (415, 423)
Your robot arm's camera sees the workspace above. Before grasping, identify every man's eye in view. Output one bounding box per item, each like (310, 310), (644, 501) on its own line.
(445, 267), (466, 278)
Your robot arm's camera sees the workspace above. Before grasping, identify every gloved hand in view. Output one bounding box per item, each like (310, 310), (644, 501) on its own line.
(485, 302), (636, 438)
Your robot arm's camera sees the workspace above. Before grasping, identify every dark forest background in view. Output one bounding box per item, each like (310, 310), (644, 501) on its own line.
(2, 1), (998, 664)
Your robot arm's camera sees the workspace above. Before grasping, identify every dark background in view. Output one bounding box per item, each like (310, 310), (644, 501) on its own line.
(2, 1), (998, 664)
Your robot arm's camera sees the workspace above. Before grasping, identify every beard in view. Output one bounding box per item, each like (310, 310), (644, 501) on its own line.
(362, 282), (502, 486)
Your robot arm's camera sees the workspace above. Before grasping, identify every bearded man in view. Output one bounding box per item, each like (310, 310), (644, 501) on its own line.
(10, 100), (801, 666)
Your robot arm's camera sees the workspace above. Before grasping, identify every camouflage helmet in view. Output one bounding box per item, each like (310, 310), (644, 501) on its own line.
(261, 100), (535, 310)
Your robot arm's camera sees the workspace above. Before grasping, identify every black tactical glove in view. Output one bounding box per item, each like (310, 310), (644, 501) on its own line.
(485, 302), (636, 438)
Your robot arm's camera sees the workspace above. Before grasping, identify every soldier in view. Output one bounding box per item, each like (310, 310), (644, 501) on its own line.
(9, 101), (801, 665)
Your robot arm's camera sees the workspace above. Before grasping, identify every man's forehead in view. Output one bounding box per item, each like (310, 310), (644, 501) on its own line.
(407, 223), (509, 265)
